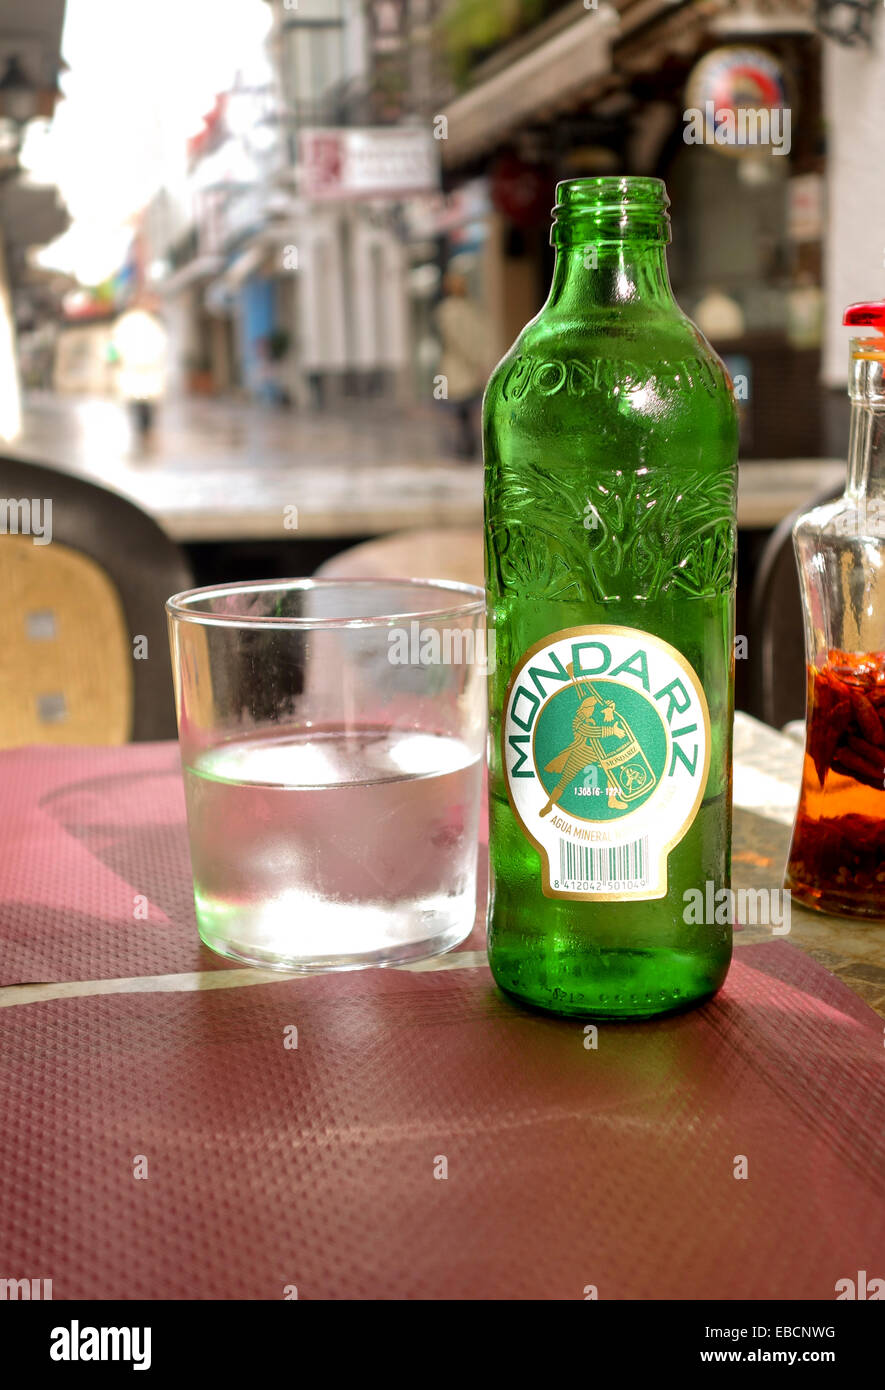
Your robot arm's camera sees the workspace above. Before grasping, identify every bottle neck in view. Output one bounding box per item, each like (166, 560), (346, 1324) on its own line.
(547, 177), (674, 314)
(546, 240), (676, 313)
(847, 344), (885, 500)
(847, 400), (885, 500)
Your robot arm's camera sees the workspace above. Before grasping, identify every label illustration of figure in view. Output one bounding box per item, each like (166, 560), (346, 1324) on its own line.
(539, 664), (658, 816)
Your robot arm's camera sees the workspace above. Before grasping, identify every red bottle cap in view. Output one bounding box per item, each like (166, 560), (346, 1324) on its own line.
(843, 301), (885, 334)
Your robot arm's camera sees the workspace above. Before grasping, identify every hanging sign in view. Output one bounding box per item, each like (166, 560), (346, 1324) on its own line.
(684, 46), (791, 158)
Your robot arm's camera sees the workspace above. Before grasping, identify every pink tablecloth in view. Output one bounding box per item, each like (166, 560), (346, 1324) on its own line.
(0, 944), (882, 1299)
(0, 742), (486, 984)
(0, 742), (883, 1298)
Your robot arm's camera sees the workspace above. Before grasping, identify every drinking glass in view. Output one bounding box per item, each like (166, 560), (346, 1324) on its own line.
(166, 578), (487, 970)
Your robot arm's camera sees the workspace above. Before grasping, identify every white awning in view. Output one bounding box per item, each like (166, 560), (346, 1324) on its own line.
(161, 255), (224, 294)
(441, 5), (619, 166)
(221, 242), (268, 287)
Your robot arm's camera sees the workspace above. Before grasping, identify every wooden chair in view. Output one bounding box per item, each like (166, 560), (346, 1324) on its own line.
(0, 457), (192, 745)
(316, 527), (483, 587)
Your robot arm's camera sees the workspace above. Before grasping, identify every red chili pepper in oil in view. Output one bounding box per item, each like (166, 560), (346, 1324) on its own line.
(785, 650), (885, 918)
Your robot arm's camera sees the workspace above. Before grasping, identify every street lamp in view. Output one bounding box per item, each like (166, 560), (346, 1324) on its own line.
(0, 56), (39, 126)
(814, 0), (878, 44)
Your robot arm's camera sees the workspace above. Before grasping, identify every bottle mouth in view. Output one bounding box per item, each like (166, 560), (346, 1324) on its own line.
(849, 335), (885, 363)
(848, 338), (885, 406)
(551, 177), (671, 247)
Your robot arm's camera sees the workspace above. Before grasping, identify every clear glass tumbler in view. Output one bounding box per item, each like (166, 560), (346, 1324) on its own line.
(166, 578), (487, 970)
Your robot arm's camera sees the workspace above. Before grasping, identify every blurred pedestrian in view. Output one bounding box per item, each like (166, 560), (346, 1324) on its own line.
(111, 305), (168, 449)
(255, 333), (291, 408)
(435, 270), (487, 461)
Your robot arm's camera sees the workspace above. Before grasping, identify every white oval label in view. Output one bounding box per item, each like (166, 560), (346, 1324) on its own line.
(502, 625), (711, 900)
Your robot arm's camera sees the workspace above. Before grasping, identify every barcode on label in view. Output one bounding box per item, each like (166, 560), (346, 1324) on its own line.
(557, 836), (649, 891)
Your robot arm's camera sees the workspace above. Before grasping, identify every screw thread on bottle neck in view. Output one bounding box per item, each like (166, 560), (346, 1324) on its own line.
(550, 177), (671, 249)
(548, 178), (675, 311)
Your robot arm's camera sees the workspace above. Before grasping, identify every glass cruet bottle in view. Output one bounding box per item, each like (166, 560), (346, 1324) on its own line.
(785, 300), (885, 918)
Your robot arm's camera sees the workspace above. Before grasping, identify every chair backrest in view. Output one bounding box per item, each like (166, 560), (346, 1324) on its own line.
(749, 483), (842, 729)
(0, 456), (193, 744)
(316, 527), (483, 587)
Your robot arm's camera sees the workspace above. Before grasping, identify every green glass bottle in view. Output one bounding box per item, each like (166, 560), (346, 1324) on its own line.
(484, 177), (737, 1019)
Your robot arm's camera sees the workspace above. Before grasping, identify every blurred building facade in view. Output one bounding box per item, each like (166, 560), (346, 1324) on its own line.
(0, 0), (69, 438)
(434, 0), (839, 460)
(109, 0), (883, 459)
(136, 0), (443, 409)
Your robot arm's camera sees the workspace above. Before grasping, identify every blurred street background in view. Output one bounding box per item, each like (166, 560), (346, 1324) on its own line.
(0, 0), (881, 707)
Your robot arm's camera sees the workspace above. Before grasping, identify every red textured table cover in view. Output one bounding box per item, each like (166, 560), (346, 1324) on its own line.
(0, 743), (487, 984)
(1, 742), (884, 1299)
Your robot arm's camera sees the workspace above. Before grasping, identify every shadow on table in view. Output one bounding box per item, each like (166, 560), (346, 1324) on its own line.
(24, 768), (240, 978)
